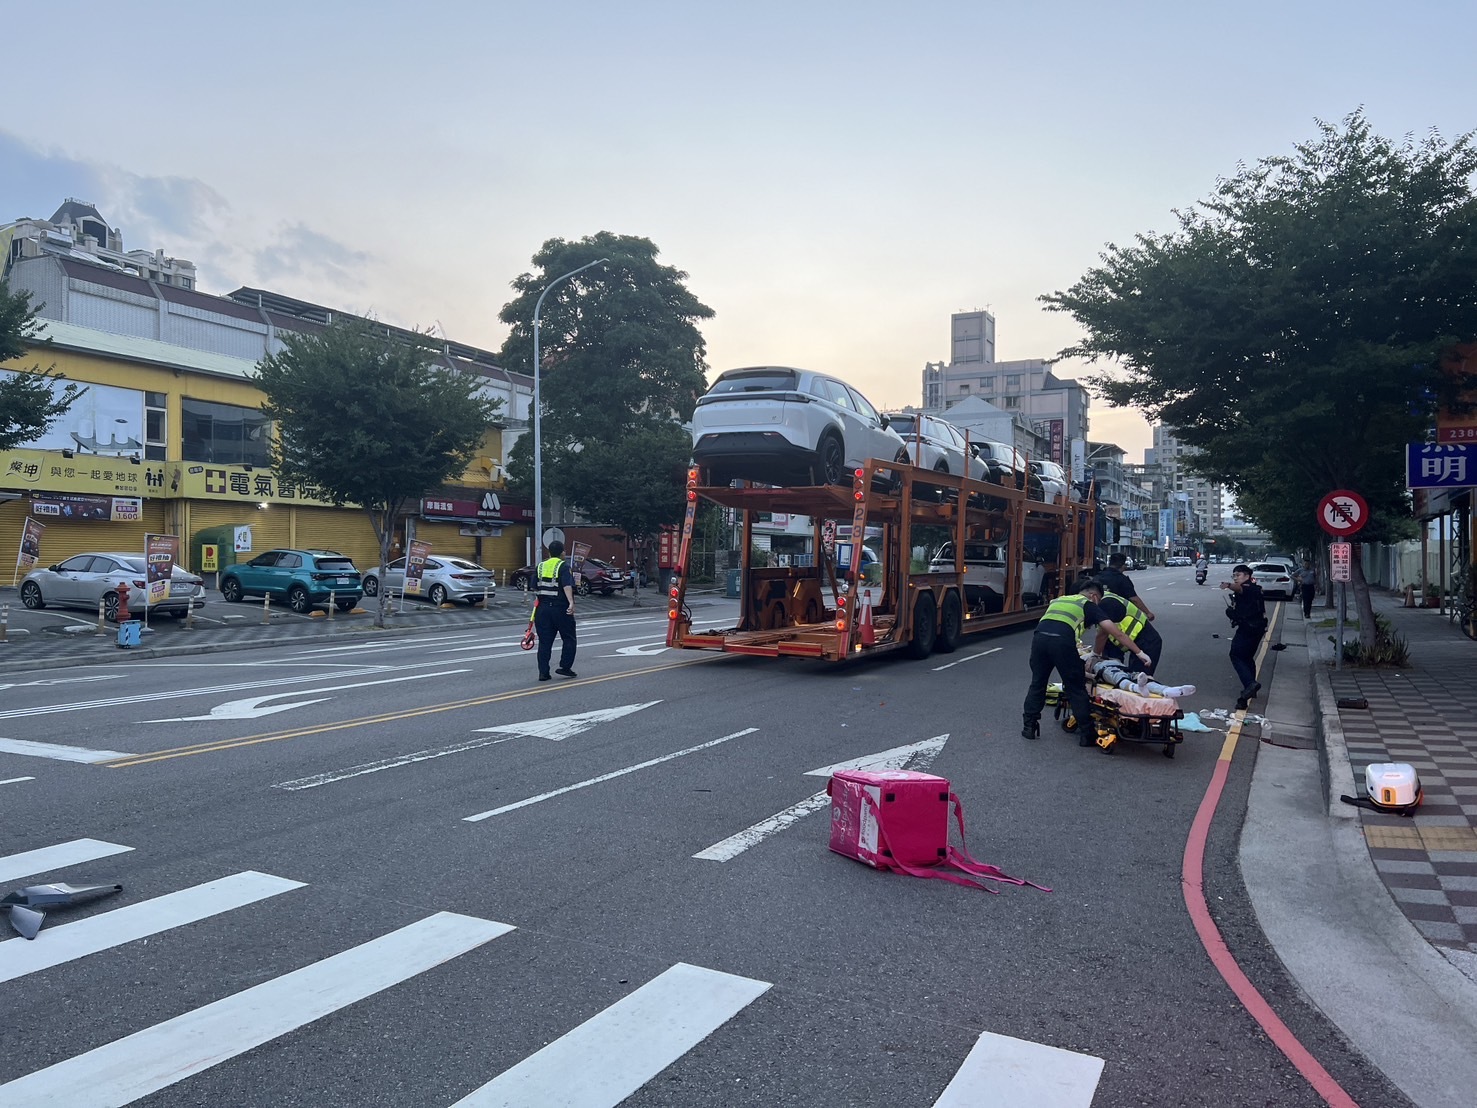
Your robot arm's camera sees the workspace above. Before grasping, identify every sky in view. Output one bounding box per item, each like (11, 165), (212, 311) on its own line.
(5, 1), (1476, 464)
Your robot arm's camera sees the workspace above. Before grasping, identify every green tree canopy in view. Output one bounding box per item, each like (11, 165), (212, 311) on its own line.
(497, 232), (714, 548)
(0, 282), (82, 451)
(1043, 111), (1477, 646)
(255, 318), (502, 626)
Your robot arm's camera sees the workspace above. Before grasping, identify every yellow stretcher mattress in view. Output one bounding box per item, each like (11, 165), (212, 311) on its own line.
(1092, 685), (1181, 717)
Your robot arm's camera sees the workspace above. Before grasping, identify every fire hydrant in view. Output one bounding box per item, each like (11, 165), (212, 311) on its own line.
(115, 581), (131, 623)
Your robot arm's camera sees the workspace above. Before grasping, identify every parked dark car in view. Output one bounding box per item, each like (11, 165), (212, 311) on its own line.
(220, 549), (362, 613)
(510, 556), (630, 597)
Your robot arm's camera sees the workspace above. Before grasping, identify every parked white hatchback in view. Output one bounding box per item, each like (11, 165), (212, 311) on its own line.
(690, 366), (909, 486)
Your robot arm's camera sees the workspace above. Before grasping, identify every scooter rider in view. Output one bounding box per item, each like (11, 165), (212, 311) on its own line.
(1195, 555), (1209, 585)
(1022, 577), (1151, 745)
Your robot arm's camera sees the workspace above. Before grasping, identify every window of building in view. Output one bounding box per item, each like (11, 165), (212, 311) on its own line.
(1002, 395), (1021, 409)
(1005, 374), (1022, 389)
(145, 391), (168, 462)
(959, 384), (971, 394)
(181, 397), (273, 466)
(980, 377), (995, 392)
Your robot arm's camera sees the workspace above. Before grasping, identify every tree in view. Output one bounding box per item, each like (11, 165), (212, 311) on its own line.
(497, 232), (714, 552)
(255, 318), (503, 628)
(0, 282), (83, 450)
(1043, 112), (1477, 649)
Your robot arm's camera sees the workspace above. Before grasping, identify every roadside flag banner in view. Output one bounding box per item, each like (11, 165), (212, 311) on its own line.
(144, 534), (180, 605)
(15, 516), (45, 582)
(404, 539), (433, 595)
(570, 541), (591, 572)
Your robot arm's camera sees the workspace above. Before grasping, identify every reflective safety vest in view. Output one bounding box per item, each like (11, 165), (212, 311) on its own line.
(536, 556), (566, 600)
(1102, 590), (1147, 640)
(1037, 594), (1089, 637)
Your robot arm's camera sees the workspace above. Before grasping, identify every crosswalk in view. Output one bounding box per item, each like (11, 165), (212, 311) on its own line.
(0, 838), (1104, 1107)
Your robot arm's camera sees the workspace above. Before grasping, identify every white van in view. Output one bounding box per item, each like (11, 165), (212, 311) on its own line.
(928, 541), (1048, 611)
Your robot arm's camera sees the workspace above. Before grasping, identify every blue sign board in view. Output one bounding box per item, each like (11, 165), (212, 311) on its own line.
(1406, 443), (1474, 489)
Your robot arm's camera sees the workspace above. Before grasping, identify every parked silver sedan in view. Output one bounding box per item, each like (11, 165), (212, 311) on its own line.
(20, 551), (205, 621)
(361, 556), (497, 606)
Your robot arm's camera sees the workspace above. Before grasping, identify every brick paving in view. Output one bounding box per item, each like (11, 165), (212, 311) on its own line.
(1324, 592), (1477, 955)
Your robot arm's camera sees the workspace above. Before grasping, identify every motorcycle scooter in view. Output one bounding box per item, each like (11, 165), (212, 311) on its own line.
(1195, 565), (1208, 585)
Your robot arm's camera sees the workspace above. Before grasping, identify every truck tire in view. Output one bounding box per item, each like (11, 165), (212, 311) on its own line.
(905, 591), (938, 659)
(935, 591), (963, 653)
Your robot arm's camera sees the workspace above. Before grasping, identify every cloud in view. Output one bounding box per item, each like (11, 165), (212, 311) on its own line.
(251, 222), (372, 288)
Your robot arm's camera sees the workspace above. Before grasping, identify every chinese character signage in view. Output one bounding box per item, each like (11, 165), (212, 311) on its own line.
(145, 534), (180, 606)
(1406, 443), (1473, 489)
(29, 493), (142, 521)
(1437, 344), (1477, 444)
(404, 539), (433, 595)
(2, 447), (164, 497)
(176, 464), (340, 506)
(420, 493), (533, 523)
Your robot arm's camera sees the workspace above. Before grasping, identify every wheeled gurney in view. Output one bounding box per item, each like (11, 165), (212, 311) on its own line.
(1046, 679), (1185, 758)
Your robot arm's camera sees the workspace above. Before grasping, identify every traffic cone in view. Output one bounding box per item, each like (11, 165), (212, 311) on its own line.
(860, 589), (876, 646)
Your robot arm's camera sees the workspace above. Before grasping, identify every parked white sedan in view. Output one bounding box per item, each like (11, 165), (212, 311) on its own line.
(361, 556), (497, 606)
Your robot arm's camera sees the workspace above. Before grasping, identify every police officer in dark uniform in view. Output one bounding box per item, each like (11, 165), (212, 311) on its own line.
(1022, 577), (1151, 744)
(534, 540), (577, 680)
(1220, 564), (1267, 708)
(1098, 552), (1157, 625)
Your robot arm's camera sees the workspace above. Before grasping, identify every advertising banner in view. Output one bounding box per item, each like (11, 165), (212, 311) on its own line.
(0, 371), (145, 456)
(1437, 344), (1477, 444)
(3, 448), (164, 497)
(570, 540), (591, 570)
(145, 534), (180, 606)
(15, 516), (45, 582)
(27, 492), (143, 521)
(404, 539), (433, 595)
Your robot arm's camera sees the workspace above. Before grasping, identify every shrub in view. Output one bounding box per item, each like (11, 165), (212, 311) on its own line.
(1333, 614), (1410, 666)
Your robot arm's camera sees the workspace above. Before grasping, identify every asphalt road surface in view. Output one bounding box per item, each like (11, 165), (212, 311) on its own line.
(1, 568), (1409, 1107)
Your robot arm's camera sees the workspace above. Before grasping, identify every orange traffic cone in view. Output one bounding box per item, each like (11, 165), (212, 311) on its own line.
(860, 589), (876, 646)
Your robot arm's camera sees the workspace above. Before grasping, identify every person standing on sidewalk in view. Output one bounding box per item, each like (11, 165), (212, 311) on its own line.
(1021, 578), (1152, 744)
(1296, 558), (1318, 619)
(1220, 564), (1267, 709)
(534, 540), (577, 681)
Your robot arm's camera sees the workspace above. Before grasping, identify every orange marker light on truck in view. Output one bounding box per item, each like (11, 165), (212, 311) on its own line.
(835, 619), (846, 631)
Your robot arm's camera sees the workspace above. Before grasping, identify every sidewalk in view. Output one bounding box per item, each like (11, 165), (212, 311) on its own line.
(0, 585), (711, 674)
(1242, 589), (1477, 1108)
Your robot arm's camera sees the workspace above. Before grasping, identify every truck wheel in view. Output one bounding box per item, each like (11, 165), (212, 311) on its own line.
(935, 591), (963, 653)
(906, 592), (938, 658)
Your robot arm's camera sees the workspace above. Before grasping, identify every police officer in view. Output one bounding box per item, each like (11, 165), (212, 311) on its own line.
(534, 540), (577, 680)
(1220, 564), (1267, 708)
(1022, 577), (1151, 744)
(1093, 585), (1163, 673)
(1098, 552), (1157, 624)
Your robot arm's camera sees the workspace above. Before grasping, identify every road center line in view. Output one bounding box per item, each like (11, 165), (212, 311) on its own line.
(463, 728), (758, 822)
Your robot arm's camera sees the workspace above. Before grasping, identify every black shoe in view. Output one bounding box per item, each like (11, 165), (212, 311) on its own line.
(538, 673), (551, 682)
(1234, 696), (1249, 711)
(555, 667), (577, 678)
(1021, 721), (1039, 741)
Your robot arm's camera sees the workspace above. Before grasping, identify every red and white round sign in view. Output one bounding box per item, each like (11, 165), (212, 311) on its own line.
(1317, 489), (1368, 536)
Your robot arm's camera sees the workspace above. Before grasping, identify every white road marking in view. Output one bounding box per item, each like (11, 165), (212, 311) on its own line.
(610, 642), (668, 656)
(143, 669), (470, 722)
(274, 735), (514, 791)
(931, 1029), (1104, 1107)
(932, 646), (1002, 671)
(451, 962), (771, 1107)
(695, 735), (949, 862)
(0, 776), (35, 786)
(1170, 602), (1197, 606)
(472, 701), (661, 741)
(0, 871), (305, 983)
(0, 912), (513, 1106)
(0, 675), (125, 692)
(464, 728), (758, 822)
(430, 629), (674, 656)
(0, 839), (134, 885)
(0, 737), (134, 763)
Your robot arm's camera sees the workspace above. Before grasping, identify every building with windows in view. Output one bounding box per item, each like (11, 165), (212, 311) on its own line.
(2, 202), (531, 577)
(920, 310), (1090, 466)
(1149, 426), (1227, 546)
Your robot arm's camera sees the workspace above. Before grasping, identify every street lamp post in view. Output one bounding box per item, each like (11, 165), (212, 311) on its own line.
(531, 258), (608, 564)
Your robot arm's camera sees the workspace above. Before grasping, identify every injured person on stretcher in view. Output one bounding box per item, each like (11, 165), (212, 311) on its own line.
(1085, 654), (1196, 699)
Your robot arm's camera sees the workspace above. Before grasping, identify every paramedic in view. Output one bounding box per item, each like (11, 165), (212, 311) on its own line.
(1021, 578), (1151, 745)
(1093, 587), (1163, 672)
(534, 540), (577, 681)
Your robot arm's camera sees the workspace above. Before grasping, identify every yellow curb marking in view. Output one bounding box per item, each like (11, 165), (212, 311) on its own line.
(1364, 826), (1424, 849)
(1417, 826), (1477, 852)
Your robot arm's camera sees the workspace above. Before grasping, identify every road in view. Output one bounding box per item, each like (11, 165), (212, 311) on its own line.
(0, 569), (1409, 1107)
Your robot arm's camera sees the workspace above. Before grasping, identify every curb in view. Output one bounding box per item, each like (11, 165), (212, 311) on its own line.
(1307, 622), (1360, 821)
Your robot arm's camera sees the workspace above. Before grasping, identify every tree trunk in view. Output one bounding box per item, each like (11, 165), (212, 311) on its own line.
(364, 503), (400, 631)
(1350, 544), (1378, 652)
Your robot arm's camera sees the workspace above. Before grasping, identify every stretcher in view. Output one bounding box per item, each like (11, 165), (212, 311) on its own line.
(1045, 679), (1185, 758)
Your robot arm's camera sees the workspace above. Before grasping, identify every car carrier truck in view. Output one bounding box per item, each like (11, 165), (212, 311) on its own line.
(664, 457), (1095, 661)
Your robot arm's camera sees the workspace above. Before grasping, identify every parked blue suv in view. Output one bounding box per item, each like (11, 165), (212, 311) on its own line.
(220, 548), (362, 613)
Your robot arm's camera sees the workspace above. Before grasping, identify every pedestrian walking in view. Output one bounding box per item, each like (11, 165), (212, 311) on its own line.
(1220, 564), (1267, 708)
(534, 540), (577, 680)
(1296, 558), (1318, 619)
(1022, 577), (1151, 744)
